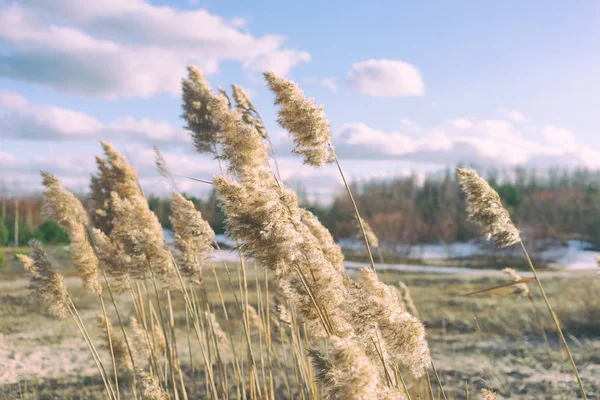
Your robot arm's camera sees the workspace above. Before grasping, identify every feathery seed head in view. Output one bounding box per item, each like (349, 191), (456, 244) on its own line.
(212, 94), (271, 178)
(171, 192), (215, 278)
(217, 86), (232, 108)
(171, 192), (215, 247)
(137, 370), (169, 400)
(41, 172), (101, 294)
(100, 142), (143, 200)
(16, 254), (35, 276)
(232, 84), (267, 138)
(24, 240), (70, 320)
(154, 323), (167, 354)
(264, 71), (334, 166)
(456, 168), (521, 248)
(480, 389), (498, 400)
(301, 209), (345, 272)
(89, 142), (143, 234)
(232, 84), (252, 110)
(361, 268), (430, 379)
(205, 311), (231, 352)
(397, 281), (419, 318)
(181, 65), (220, 154)
(359, 217), (379, 248)
(502, 268), (531, 297)
(109, 193), (174, 281)
(325, 336), (385, 400)
(130, 316), (153, 357)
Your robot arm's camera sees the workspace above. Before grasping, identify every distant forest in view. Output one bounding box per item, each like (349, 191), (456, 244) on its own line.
(2, 167), (600, 249)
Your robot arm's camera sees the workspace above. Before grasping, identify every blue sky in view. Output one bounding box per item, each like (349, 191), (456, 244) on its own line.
(1, 0), (599, 200)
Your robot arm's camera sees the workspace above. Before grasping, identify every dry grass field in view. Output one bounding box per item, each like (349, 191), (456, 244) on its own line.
(1, 246), (599, 399)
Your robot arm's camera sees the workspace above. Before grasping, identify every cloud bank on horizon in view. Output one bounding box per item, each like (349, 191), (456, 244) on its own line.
(1, 0), (599, 200)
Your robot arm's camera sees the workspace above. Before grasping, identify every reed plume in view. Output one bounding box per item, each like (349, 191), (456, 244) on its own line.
(41, 172), (101, 294)
(480, 388), (498, 400)
(264, 71), (334, 166)
(137, 370), (169, 400)
(232, 84), (267, 138)
(359, 217), (379, 249)
(361, 268), (430, 379)
(88, 142), (144, 234)
(130, 316), (153, 358)
(21, 240), (70, 320)
(397, 281), (419, 319)
(456, 168), (520, 248)
(170, 192), (215, 278)
(502, 268), (531, 298)
(181, 65), (220, 154)
(300, 208), (345, 272)
(205, 311), (231, 353)
(319, 336), (403, 400)
(109, 192), (174, 280)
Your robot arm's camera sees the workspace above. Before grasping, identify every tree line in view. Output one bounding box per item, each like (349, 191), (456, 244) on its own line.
(2, 166), (600, 251)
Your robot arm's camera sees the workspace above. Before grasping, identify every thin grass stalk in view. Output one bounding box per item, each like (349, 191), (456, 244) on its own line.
(293, 267), (333, 336)
(396, 368), (412, 400)
(184, 285), (194, 375)
(424, 367), (435, 400)
(85, 230), (139, 398)
(66, 301), (116, 400)
(167, 290), (189, 400)
(430, 361), (448, 400)
(371, 334), (393, 387)
(263, 269), (275, 400)
(99, 294), (120, 400)
(253, 265), (269, 398)
(208, 265), (245, 400)
(68, 296), (115, 389)
(237, 241), (260, 400)
(527, 292), (555, 367)
(331, 150), (377, 273)
(138, 282), (166, 386)
(289, 310), (310, 399)
(196, 283), (229, 399)
(205, 302), (230, 399)
(148, 272), (179, 400)
(464, 381), (469, 400)
(168, 259), (221, 400)
(235, 250), (263, 397)
(131, 291), (165, 390)
(212, 242), (263, 397)
(519, 241), (587, 399)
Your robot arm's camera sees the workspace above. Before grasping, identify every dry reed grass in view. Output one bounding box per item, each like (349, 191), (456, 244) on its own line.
(3, 65), (594, 400)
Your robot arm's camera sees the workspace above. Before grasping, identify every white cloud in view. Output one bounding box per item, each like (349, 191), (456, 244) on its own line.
(541, 124), (578, 150)
(0, 2), (310, 98)
(347, 59), (424, 97)
(305, 77), (338, 93)
(331, 118), (600, 169)
(496, 106), (526, 122)
(448, 118), (474, 131)
(0, 144), (219, 196)
(0, 90), (189, 143)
